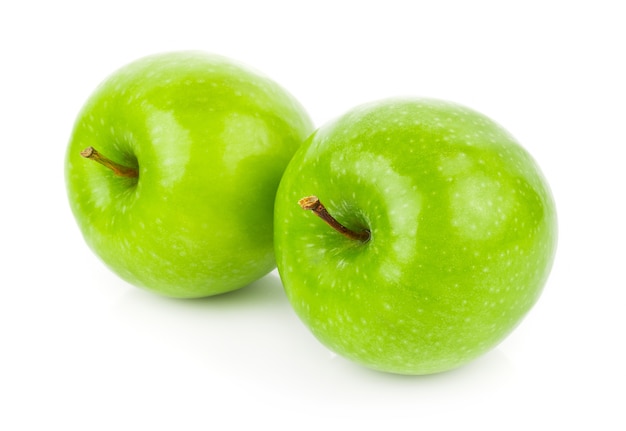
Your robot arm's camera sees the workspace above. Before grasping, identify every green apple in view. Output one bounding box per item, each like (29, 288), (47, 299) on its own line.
(66, 51), (313, 298)
(274, 98), (557, 374)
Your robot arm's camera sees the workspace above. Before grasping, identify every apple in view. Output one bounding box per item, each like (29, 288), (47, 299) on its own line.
(274, 98), (557, 374)
(66, 51), (313, 298)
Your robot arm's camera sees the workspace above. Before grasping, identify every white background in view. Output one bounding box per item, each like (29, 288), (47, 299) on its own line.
(2, 1), (624, 429)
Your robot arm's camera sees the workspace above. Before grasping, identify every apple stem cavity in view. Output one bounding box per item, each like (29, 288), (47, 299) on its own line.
(298, 196), (370, 242)
(80, 147), (139, 178)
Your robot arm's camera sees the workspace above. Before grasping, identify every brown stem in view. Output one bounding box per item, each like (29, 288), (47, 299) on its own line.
(80, 147), (138, 178)
(298, 196), (370, 242)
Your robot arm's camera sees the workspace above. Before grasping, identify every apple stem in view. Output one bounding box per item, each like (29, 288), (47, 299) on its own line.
(80, 147), (139, 178)
(298, 196), (370, 242)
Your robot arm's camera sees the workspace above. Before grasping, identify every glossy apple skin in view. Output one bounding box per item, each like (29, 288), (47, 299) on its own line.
(275, 98), (557, 374)
(66, 52), (313, 298)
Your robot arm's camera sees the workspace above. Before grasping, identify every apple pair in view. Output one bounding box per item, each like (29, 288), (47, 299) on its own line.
(66, 52), (557, 374)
